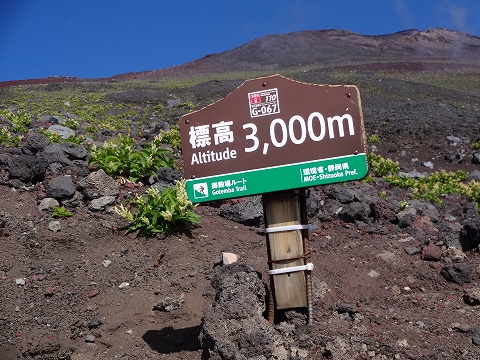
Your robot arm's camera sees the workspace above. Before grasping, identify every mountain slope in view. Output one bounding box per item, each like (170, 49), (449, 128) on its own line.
(113, 28), (480, 81)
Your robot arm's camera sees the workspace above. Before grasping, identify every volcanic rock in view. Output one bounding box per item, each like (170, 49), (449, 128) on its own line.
(219, 196), (263, 226)
(46, 176), (76, 199)
(77, 169), (119, 200)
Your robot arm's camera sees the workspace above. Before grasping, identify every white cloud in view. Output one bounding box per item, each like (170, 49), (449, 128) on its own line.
(394, 0), (414, 29)
(447, 5), (473, 33)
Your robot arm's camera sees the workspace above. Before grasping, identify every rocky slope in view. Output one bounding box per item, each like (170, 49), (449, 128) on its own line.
(0, 28), (480, 359)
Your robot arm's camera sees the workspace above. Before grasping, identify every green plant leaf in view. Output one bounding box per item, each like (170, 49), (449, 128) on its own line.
(115, 179), (199, 236)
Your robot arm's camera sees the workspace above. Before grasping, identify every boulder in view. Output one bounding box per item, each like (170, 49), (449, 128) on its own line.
(441, 263), (472, 285)
(166, 99), (181, 109)
(78, 169), (119, 200)
(154, 167), (182, 184)
(46, 176), (76, 199)
(38, 198), (60, 211)
(370, 200), (397, 223)
(463, 287), (480, 306)
(89, 196), (116, 211)
(222, 252), (239, 265)
(325, 185), (355, 204)
(60, 143), (88, 159)
(153, 293), (185, 312)
(40, 115), (64, 125)
(47, 125), (75, 139)
(219, 196), (263, 226)
(48, 220), (62, 232)
(399, 171), (429, 179)
(201, 263), (277, 359)
(445, 152), (465, 164)
(467, 170), (480, 181)
(420, 244), (443, 261)
(317, 198), (342, 222)
(337, 201), (371, 223)
(397, 206), (417, 228)
(446, 135), (461, 145)
(3, 154), (46, 183)
(410, 200), (440, 223)
(459, 216), (480, 252)
(305, 194), (320, 218)
(22, 132), (49, 153)
(412, 215), (439, 234)
(472, 152), (480, 165)
(43, 143), (73, 165)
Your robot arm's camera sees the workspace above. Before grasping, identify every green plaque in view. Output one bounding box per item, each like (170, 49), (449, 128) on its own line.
(186, 153), (367, 203)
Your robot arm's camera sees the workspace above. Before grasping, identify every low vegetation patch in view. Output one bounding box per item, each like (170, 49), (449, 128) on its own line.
(89, 134), (174, 182)
(0, 110), (32, 146)
(368, 153), (480, 209)
(156, 125), (182, 149)
(368, 153), (400, 177)
(52, 206), (73, 218)
(367, 133), (380, 144)
(0, 127), (22, 147)
(474, 140), (480, 150)
(115, 179), (199, 236)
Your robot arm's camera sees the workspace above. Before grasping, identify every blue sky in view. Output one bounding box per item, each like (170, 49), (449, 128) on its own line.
(1, 0), (479, 82)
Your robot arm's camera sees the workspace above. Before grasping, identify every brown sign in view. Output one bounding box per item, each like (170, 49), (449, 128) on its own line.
(180, 74), (366, 182)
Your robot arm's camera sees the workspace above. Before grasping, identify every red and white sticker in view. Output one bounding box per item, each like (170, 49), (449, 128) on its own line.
(248, 88), (280, 118)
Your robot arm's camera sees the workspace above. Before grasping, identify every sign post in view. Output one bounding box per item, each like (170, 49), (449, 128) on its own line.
(263, 191), (307, 309)
(179, 74), (368, 323)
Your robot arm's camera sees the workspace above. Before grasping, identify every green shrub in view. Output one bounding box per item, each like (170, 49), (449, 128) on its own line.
(61, 118), (79, 130)
(156, 126), (182, 149)
(409, 170), (466, 204)
(384, 174), (416, 188)
(368, 153), (400, 177)
(0, 110), (32, 146)
(115, 179), (199, 235)
(459, 180), (480, 210)
(175, 102), (195, 110)
(0, 110), (32, 133)
(0, 127), (22, 147)
(52, 206), (73, 218)
(474, 140), (480, 150)
(367, 153), (478, 209)
(385, 169), (469, 205)
(399, 200), (410, 210)
(367, 134), (380, 144)
(153, 103), (165, 116)
(378, 191), (388, 200)
(89, 134), (174, 182)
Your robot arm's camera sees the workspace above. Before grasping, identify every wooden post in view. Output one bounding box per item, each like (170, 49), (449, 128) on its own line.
(263, 190), (307, 310)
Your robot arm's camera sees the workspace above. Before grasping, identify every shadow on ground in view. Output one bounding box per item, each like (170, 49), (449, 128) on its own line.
(142, 324), (202, 354)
